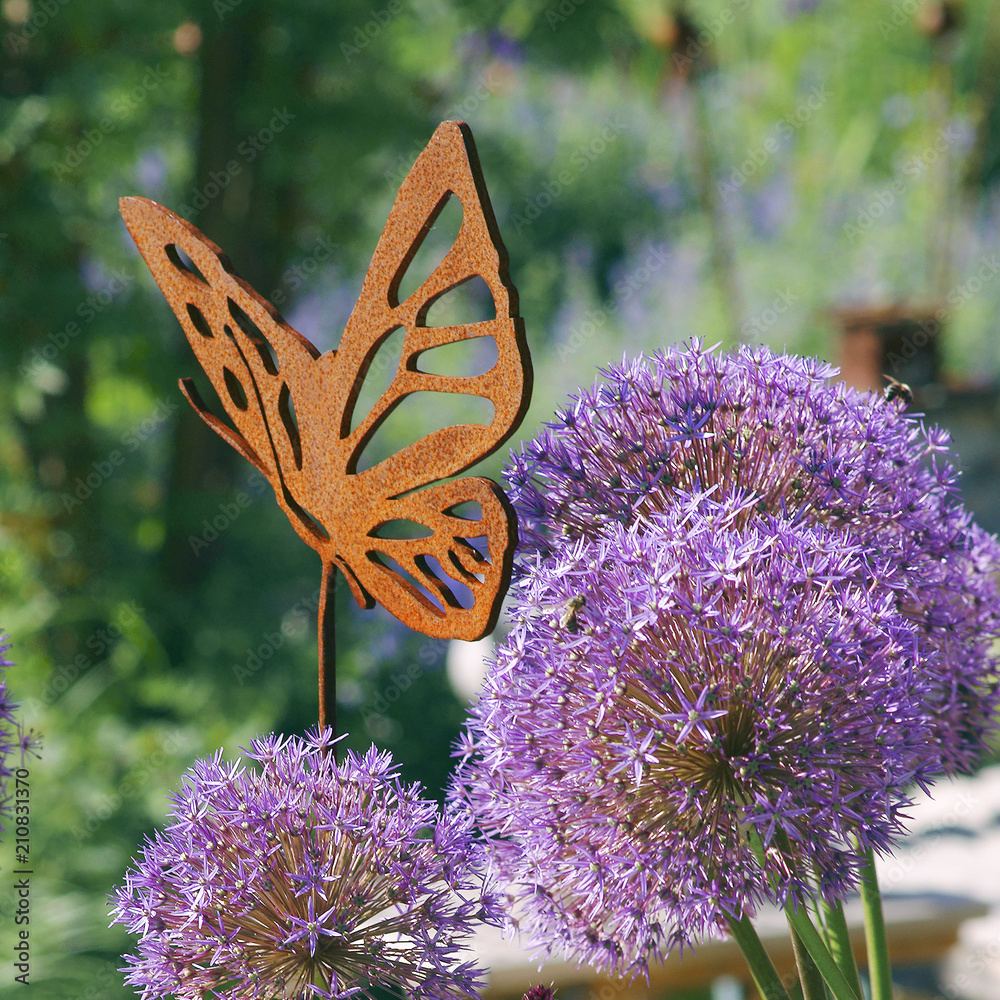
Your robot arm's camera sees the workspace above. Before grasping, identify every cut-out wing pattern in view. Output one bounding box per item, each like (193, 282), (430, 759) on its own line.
(120, 121), (531, 642)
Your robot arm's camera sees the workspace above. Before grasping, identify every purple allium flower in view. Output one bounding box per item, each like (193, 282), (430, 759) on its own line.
(455, 341), (1000, 974)
(111, 729), (495, 1000)
(0, 634), (41, 839)
(523, 985), (555, 1000)
(508, 341), (1000, 775)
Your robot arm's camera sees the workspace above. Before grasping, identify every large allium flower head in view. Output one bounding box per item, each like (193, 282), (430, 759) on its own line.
(112, 729), (494, 1000)
(0, 633), (41, 839)
(506, 339), (1000, 774)
(459, 492), (930, 972)
(458, 340), (1000, 974)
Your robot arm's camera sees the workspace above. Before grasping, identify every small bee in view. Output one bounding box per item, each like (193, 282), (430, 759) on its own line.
(558, 595), (587, 633)
(883, 375), (912, 406)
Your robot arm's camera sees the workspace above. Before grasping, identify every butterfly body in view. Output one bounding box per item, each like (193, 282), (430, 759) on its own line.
(121, 121), (531, 641)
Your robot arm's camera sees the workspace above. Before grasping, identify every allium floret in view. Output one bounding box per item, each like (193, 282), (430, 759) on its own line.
(112, 729), (495, 1000)
(457, 341), (1000, 975)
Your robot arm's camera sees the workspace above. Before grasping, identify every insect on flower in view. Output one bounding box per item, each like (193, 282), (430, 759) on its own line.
(883, 375), (912, 406)
(557, 594), (586, 632)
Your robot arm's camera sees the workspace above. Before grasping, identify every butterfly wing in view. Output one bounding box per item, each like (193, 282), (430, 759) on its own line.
(326, 120), (532, 639)
(343, 477), (517, 640)
(120, 120), (530, 642)
(118, 196), (329, 554)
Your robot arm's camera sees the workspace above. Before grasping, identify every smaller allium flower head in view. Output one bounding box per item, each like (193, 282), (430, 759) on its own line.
(112, 729), (495, 1000)
(0, 634), (41, 840)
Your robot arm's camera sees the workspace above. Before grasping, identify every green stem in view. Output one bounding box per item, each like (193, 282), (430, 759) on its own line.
(784, 904), (861, 1000)
(860, 846), (893, 1000)
(821, 897), (863, 1000)
(742, 825), (860, 1000)
(788, 919), (829, 1000)
(726, 913), (792, 1000)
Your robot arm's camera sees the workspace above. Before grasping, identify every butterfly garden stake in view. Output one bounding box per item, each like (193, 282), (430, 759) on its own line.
(120, 121), (532, 735)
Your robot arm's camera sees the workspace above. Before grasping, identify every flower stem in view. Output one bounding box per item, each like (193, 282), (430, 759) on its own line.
(788, 918), (829, 1000)
(860, 846), (893, 1000)
(821, 897), (863, 1000)
(784, 904), (861, 1000)
(742, 825), (860, 1000)
(726, 913), (791, 1000)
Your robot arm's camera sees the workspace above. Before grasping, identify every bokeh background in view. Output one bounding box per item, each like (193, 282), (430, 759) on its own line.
(2, 0), (1000, 996)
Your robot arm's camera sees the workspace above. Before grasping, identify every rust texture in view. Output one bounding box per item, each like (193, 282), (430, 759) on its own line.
(120, 121), (532, 729)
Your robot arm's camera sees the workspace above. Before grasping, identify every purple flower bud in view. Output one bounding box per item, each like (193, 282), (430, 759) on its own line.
(524, 985), (556, 1000)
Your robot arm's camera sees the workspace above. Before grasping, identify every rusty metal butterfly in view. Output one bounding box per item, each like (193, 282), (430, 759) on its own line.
(120, 121), (531, 728)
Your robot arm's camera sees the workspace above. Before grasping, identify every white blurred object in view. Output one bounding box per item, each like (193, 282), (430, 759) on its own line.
(446, 635), (494, 701)
(711, 975), (744, 1000)
(943, 912), (1000, 1000)
(875, 765), (1000, 1000)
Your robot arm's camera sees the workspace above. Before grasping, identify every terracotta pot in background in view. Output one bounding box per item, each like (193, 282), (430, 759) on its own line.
(832, 304), (945, 399)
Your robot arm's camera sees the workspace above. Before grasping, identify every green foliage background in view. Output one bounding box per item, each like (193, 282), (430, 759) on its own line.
(1, 0), (1000, 995)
